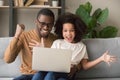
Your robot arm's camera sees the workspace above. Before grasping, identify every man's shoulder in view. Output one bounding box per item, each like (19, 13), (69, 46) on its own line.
(23, 29), (35, 34)
(19, 29), (36, 40)
(20, 29), (35, 36)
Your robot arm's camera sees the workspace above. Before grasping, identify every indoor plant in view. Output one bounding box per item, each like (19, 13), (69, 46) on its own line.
(76, 2), (118, 38)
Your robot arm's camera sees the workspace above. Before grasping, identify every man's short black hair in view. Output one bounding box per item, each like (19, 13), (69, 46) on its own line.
(36, 8), (55, 21)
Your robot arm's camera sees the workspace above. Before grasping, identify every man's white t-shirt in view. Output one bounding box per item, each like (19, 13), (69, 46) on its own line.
(51, 39), (88, 65)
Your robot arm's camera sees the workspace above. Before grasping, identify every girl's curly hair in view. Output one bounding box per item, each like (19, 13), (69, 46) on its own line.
(54, 12), (87, 43)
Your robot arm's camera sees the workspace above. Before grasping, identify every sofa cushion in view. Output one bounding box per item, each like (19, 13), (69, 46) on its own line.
(76, 78), (120, 80)
(75, 38), (120, 79)
(0, 37), (21, 77)
(0, 78), (14, 80)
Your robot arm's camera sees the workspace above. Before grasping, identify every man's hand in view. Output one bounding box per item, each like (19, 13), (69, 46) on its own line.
(14, 24), (25, 38)
(29, 38), (45, 52)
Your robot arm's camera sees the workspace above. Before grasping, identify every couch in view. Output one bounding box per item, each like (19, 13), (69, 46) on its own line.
(0, 37), (120, 80)
(75, 38), (120, 80)
(0, 37), (21, 80)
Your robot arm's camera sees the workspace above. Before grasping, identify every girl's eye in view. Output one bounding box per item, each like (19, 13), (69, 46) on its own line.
(63, 30), (67, 32)
(71, 29), (75, 32)
(63, 29), (75, 32)
(69, 29), (75, 32)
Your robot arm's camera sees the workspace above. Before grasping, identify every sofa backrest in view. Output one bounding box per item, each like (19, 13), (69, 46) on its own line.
(75, 37), (120, 79)
(0, 37), (21, 78)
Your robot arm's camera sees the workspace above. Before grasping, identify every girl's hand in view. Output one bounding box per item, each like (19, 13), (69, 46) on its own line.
(68, 65), (77, 79)
(101, 51), (117, 66)
(14, 24), (25, 38)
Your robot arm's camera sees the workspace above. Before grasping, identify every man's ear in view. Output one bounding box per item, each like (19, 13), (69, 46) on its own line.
(34, 19), (38, 25)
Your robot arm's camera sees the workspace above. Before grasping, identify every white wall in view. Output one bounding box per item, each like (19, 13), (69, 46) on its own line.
(0, 0), (120, 37)
(66, 0), (120, 36)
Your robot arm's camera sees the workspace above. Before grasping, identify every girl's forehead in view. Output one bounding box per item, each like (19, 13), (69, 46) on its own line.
(63, 24), (75, 30)
(63, 23), (74, 27)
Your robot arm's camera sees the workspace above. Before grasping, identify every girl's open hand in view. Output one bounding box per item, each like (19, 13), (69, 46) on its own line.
(101, 51), (117, 66)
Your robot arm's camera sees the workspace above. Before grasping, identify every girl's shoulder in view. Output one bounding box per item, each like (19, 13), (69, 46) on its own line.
(77, 41), (86, 47)
(51, 39), (64, 48)
(53, 39), (64, 43)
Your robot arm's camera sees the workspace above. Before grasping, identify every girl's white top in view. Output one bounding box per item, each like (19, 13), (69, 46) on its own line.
(51, 39), (88, 65)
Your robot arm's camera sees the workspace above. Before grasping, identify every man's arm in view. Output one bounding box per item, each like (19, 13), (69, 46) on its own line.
(4, 24), (25, 63)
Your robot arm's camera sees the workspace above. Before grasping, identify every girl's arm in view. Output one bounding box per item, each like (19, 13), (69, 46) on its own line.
(81, 51), (116, 70)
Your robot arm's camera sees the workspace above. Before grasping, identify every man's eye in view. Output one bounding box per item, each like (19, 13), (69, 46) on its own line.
(41, 22), (46, 25)
(48, 23), (52, 25)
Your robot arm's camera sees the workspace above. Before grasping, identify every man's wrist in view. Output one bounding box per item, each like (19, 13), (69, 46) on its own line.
(14, 36), (19, 40)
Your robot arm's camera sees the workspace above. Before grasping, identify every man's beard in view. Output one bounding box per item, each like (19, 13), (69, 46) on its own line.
(36, 26), (50, 38)
(40, 31), (49, 38)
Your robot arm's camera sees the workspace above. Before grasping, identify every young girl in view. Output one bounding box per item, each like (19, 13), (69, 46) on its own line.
(51, 13), (116, 80)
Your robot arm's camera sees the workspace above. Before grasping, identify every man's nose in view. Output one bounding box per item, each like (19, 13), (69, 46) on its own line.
(43, 25), (49, 29)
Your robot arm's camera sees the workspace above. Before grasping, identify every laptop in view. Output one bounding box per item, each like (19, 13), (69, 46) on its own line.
(32, 47), (72, 73)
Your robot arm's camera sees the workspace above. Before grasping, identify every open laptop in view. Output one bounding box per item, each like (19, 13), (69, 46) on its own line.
(32, 47), (72, 73)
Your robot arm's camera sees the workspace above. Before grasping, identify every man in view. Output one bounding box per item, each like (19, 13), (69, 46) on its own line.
(4, 8), (57, 80)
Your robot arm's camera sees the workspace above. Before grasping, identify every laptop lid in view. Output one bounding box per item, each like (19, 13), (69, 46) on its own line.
(32, 47), (72, 73)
